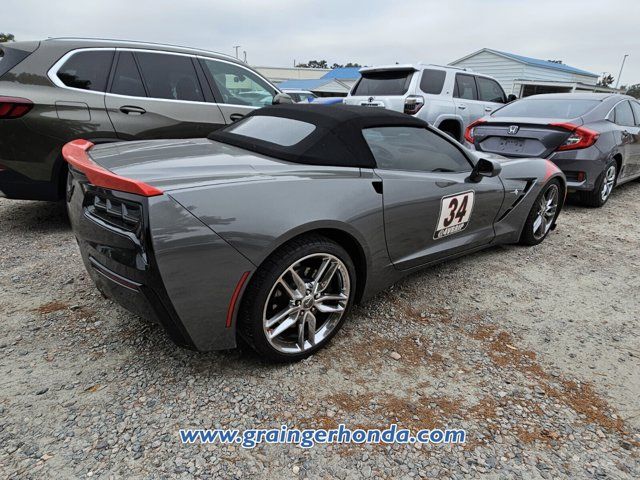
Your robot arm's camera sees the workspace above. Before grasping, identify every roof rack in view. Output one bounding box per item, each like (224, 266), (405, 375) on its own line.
(44, 37), (238, 61)
(418, 62), (471, 72)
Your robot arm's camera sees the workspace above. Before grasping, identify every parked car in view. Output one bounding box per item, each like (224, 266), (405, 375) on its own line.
(281, 89), (317, 103)
(343, 64), (514, 142)
(63, 104), (565, 362)
(0, 38), (291, 201)
(465, 93), (640, 207)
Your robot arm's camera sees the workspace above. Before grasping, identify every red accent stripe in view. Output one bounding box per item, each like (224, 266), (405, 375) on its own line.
(61, 139), (163, 197)
(226, 271), (251, 328)
(544, 160), (561, 181)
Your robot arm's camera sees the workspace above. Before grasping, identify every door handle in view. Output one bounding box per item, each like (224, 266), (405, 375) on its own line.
(230, 113), (245, 122)
(484, 107), (493, 112)
(120, 105), (146, 115)
(457, 104), (467, 110)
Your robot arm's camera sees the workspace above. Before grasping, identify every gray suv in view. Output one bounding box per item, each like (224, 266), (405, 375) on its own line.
(0, 38), (287, 200)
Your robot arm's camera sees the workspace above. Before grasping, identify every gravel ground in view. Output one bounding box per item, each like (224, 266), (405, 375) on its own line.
(1, 183), (639, 479)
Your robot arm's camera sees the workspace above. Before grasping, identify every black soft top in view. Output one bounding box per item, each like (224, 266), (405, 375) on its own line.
(208, 104), (428, 168)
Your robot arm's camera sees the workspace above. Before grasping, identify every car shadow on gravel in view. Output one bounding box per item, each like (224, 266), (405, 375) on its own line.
(564, 179), (640, 208)
(1, 199), (70, 233)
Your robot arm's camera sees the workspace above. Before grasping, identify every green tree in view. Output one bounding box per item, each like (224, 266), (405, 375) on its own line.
(624, 84), (640, 99)
(0, 33), (15, 43)
(597, 73), (615, 87)
(298, 60), (362, 69)
(296, 59), (328, 69)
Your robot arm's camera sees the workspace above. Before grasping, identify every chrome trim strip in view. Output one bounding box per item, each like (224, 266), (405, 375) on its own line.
(47, 47), (280, 102)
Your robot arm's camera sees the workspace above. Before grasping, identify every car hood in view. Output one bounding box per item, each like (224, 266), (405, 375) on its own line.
(88, 139), (289, 191)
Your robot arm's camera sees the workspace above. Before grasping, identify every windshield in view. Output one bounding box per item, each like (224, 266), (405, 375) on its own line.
(492, 98), (600, 119)
(352, 70), (414, 96)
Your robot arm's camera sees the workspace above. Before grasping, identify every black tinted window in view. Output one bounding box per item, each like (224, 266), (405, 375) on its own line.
(110, 52), (146, 97)
(476, 77), (506, 103)
(0, 46), (31, 78)
(57, 51), (114, 91)
(454, 74), (477, 100)
(352, 70), (414, 96)
(419, 69), (446, 95)
(363, 127), (471, 172)
(631, 101), (640, 126)
(614, 101), (635, 126)
(136, 52), (204, 102)
(492, 99), (600, 118)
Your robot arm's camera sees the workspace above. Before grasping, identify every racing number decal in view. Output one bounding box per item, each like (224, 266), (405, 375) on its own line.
(434, 191), (475, 239)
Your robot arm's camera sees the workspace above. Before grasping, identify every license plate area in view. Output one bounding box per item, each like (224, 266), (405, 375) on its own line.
(360, 102), (384, 107)
(498, 138), (525, 152)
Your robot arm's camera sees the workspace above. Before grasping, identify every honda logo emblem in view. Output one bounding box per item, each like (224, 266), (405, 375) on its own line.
(508, 125), (519, 135)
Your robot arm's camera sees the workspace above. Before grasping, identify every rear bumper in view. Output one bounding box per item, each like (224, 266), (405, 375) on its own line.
(546, 153), (606, 192)
(0, 168), (60, 200)
(67, 173), (255, 351)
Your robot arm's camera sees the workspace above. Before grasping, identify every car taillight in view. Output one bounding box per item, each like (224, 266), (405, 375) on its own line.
(62, 139), (163, 197)
(404, 95), (424, 115)
(551, 122), (600, 151)
(464, 119), (486, 144)
(0, 96), (33, 119)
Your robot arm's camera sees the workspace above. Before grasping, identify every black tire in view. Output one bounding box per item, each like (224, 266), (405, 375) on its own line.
(519, 179), (562, 246)
(441, 127), (460, 142)
(579, 159), (617, 208)
(238, 234), (356, 362)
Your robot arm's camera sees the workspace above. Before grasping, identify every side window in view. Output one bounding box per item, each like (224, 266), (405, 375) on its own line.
(454, 74), (478, 100)
(476, 77), (506, 103)
(57, 50), (114, 91)
(419, 69), (446, 95)
(201, 58), (277, 107)
(110, 52), (146, 97)
(630, 101), (640, 126)
(614, 101), (635, 127)
(135, 52), (204, 102)
(362, 127), (472, 173)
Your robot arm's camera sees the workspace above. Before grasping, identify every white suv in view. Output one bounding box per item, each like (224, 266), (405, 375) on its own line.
(344, 64), (512, 142)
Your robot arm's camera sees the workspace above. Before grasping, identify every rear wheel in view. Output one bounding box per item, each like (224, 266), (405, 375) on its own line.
(238, 235), (355, 362)
(519, 179), (561, 246)
(579, 160), (616, 208)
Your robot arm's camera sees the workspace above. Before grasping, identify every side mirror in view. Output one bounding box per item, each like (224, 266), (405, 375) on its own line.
(507, 94), (518, 103)
(273, 93), (294, 105)
(470, 158), (502, 182)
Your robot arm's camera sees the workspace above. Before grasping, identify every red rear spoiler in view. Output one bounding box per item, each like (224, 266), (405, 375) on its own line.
(62, 139), (163, 197)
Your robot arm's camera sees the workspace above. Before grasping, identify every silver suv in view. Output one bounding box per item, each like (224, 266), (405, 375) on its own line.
(344, 64), (512, 142)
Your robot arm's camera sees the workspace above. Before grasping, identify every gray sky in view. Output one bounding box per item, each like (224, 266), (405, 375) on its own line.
(4, 0), (639, 85)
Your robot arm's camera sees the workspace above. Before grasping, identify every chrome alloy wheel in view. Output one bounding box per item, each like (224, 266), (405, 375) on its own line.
(262, 253), (350, 354)
(601, 164), (616, 202)
(532, 184), (559, 241)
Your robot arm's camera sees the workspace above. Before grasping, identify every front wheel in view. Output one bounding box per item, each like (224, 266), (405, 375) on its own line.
(519, 179), (561, 246)
(238, 235), (355, 362)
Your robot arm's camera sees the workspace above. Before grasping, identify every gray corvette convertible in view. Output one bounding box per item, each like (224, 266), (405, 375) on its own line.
(64, 105), (565, 361)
